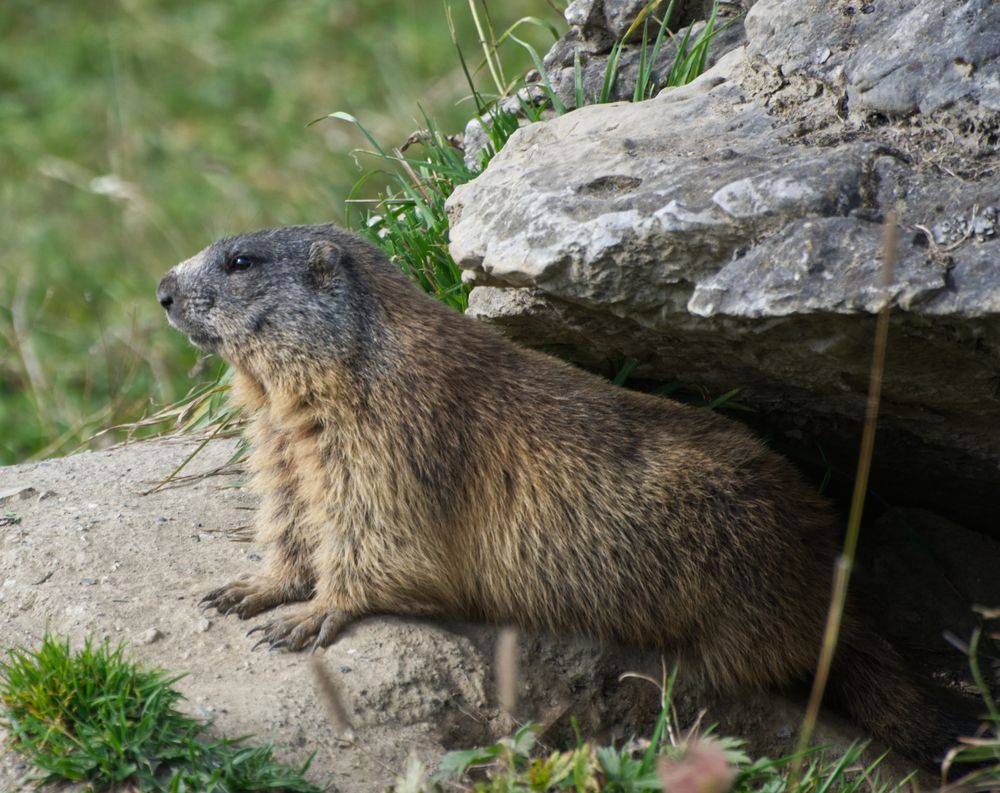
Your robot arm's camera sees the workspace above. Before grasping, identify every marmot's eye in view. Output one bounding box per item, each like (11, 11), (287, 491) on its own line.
(226, 254), (255, 272)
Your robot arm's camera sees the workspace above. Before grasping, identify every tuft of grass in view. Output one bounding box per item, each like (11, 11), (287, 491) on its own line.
(942, 609), (1000, 784)
(321, 109), (478, 312)
(388, 664), (917, 793)
(566, 0), (736, 108)
(0, 633), (324, 792)
(631, 1), (673, 102)
(664, 2), (728, 89)
(386, 616), (1000, 792)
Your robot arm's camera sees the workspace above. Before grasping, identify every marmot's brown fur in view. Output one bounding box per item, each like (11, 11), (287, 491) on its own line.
(158, 223), (958, 764)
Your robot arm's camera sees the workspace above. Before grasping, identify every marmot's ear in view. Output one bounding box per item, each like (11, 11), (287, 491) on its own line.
(307, 240), (342, 289)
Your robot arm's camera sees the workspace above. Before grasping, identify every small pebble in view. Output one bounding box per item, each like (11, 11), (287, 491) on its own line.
(197, 618), (212, 633)
(0, 486), (37, 503)
(141, 627), (163, 645)
(247, 553), (262, 561)
(80, 578), (98, 586)
(339, 665), (352, 673)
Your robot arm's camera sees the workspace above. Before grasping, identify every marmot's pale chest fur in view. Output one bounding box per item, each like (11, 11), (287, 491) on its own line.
(158, 223), (958, 763)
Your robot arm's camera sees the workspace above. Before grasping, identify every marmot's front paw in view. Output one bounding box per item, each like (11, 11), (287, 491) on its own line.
(201, 576), (307, 619)
(248, 605), (359, 652)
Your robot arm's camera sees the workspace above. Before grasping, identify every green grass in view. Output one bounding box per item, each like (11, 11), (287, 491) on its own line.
(323, 108), (481, 313)
(941, 611), (1000, 784)
(0, 633), (323, 791)
(0, 638), (910, 793)
(396, 633), (1000, 793)
(407, 731), (898, 793)
(391, 669), (909, 793)
(402, 614), (1000, 792)
(2, 620), (997, 791)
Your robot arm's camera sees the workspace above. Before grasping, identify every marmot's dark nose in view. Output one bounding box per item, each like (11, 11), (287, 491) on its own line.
(157, 273), (176, 309)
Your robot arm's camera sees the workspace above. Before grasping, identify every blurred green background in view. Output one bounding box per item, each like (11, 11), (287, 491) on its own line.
(0, 0), (560, 465)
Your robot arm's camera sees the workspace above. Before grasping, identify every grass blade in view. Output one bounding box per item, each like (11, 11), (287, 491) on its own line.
(507, 31), (567, 114)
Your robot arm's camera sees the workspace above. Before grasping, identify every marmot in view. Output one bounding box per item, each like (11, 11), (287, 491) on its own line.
(157, 223), (959, 763)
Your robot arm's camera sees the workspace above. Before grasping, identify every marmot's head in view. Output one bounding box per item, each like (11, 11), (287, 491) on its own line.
(157, 224), (386, 378)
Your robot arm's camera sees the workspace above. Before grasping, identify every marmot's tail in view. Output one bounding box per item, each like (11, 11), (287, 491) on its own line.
(830, 619), (974, 769)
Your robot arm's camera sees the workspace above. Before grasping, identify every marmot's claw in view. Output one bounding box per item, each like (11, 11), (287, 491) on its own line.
(236, 607), (356, 653)
(199, 576), (307, 621)
(199, 585), (234, 614)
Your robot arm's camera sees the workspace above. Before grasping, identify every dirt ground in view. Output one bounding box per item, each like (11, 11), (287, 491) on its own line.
(0, 438), (483, 792)
(0, 437), (942, 791)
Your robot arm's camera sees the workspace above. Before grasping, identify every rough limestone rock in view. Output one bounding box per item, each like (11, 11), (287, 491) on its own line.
(746, 0), (1000, 119)
(447, 0), (1000, 537)
(1, 438), (943, 790)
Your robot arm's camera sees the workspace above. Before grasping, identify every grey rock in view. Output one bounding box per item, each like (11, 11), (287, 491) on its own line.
(687, 216), (947, 319)
(0, 486), (37, 504)
(141, 627), (163, 645)
(745, 0), (1000, 117)
(565, 0), (606, 32)
(930, 205), (999, 246)
(603, 0), (655, 40)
